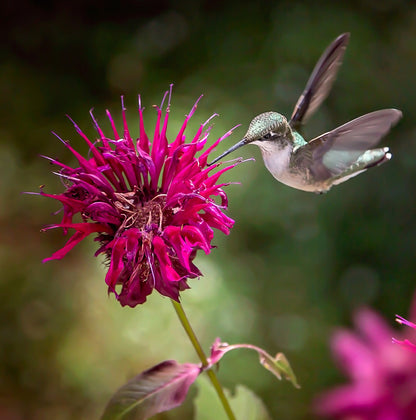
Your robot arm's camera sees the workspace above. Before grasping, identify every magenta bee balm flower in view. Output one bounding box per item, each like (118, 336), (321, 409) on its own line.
(39, 87), (239, 307)
(394, 315), (416, 353)
(315, 307), (416, 419)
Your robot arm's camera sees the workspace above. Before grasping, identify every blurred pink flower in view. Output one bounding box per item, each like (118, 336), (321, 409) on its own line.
(315, 306), (416, 419)
(39, 87), (240, 307)
(393, 316), (416, 354)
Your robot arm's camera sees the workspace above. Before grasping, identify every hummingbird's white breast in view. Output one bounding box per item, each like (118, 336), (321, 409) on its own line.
(253, 140), (294, 182)
(253, 140), (321, 192)
(253, 140), (291, 177)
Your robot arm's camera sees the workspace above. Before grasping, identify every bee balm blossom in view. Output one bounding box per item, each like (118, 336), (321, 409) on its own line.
(39, 87), (239, 307)
(393, 315), (416, 353)
(315, 308), (416, 419)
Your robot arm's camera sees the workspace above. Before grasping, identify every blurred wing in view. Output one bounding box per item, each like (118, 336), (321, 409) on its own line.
(292, 109), (402, 180)
(289, 33), (350, 130)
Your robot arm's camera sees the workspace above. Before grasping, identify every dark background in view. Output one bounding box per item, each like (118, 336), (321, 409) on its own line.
(2, 0), (415, 418)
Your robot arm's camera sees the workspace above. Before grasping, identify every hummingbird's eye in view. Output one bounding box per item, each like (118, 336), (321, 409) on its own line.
(262, 131), (279, 140)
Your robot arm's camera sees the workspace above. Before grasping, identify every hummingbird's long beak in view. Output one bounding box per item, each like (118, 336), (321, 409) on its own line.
(208, 138), (248, 165)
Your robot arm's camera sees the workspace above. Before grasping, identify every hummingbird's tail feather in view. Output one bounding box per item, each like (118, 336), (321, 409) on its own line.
(331, 147), (391, 186)
(361, 147), (391, 168)
(294, 109), (401, 184)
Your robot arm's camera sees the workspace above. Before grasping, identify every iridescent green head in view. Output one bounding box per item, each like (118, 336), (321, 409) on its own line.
(244, 112), (288, 142)
(208, 112), (288, 165)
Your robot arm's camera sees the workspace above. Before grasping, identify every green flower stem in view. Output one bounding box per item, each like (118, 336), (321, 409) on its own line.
(171, 299), (236, 420)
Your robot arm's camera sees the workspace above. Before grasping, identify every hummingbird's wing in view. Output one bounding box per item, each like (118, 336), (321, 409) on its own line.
(289, 33), (350, 131)
(292, 109), (402, 180)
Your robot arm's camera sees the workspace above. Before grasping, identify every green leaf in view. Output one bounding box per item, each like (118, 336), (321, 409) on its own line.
(208, 339), (300, 389)
(194, 376), (272, 420)
(259, 352), (300, 389)
(101, 360), (200, 420)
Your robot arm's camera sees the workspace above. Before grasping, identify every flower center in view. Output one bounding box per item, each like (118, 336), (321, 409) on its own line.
(114, 192), (170, 232)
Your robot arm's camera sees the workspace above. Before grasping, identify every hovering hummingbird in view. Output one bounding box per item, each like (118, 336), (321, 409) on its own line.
(209, 33), (402, 193)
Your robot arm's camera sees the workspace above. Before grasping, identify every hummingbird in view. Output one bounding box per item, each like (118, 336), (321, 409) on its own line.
(209, 33), (402, 193)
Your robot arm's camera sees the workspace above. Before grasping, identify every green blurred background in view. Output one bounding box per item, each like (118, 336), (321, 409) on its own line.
(2, 0), (416, 418)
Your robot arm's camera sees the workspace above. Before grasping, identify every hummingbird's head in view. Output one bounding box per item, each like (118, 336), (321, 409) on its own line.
(245, 112), (289, 143)
(209, 111), (290, 165)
